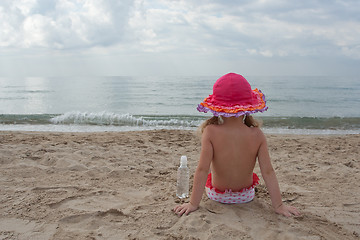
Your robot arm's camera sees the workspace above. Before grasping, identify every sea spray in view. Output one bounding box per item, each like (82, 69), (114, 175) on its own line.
(50, 111), (203, 127)
(1, 112), (359, 133)
(50, 112), (144, 126)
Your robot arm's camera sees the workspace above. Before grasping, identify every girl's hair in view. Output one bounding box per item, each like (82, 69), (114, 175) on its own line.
(199, 115), (262, 133)
(244, 115), (262, 128)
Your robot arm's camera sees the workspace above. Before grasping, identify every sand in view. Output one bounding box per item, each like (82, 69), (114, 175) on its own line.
(0, 130), (359, 240)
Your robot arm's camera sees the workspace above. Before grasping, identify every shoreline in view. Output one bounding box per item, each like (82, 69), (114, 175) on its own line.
(1, 112), (360, 135)
(0, 130), (359, 239)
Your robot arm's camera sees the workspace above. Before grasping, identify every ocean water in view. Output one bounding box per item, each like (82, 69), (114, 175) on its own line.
(0, 75), (359, 134)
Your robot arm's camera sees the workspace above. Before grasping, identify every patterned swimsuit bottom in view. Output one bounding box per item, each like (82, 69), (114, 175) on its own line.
(205, 173), (259, 204)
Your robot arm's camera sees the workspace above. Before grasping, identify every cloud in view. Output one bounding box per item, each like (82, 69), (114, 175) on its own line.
(0, 0), (359, 76)
(124, 0), (360, 59)
(0, 0), (133, 49)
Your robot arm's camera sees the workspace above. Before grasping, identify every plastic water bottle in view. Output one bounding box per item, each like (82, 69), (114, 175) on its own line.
(176, 155), (189, 199)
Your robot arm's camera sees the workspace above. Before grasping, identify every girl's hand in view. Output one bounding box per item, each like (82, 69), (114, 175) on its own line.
(275, 203), (301, 217)
(173, 202), (198, 216)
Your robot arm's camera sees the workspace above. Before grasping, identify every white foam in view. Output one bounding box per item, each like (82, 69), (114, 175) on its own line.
(50, 111), (202, 127)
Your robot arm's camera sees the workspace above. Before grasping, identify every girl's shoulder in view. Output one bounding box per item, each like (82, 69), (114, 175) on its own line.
(248, 125), (265, 135)
(250, 125), (264, 134)
(202, 123), (224, 138)
(250, 126), (267, 143)
(241, 125), (267, 143)
(202, 123), (218, 135)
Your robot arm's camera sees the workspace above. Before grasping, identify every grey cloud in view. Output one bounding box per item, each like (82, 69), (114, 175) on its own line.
(1, 0), (359, 59)
(170, 0), (360, 58)
(0, 0), (134, 49)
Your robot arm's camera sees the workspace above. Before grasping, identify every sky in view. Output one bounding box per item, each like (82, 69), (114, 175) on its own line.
(0, 0), (360, 77)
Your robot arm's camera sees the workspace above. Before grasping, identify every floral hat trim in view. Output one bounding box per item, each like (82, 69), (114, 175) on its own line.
(197, 88), (268, 117)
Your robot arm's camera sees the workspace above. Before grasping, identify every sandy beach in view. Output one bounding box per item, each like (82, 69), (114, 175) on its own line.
(0, 130), (359, 240)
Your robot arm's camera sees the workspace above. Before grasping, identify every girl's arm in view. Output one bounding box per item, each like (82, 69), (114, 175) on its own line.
(257, 132), (301, 217)
(173, 127), (213, 216)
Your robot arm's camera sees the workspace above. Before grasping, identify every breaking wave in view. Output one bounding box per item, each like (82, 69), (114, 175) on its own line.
(50, 111), (204, 127)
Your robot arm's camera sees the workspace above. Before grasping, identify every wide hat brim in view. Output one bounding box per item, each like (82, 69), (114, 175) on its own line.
(197, 88), (268, 117)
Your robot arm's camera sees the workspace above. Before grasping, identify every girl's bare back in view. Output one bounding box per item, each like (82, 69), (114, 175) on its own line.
(207, 117), (263, 191)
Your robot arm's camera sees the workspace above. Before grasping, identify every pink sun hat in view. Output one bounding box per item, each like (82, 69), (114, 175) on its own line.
(197, 73), (268, 117)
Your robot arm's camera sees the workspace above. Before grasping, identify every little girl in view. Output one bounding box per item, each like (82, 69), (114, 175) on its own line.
(174, 73), (300, 217)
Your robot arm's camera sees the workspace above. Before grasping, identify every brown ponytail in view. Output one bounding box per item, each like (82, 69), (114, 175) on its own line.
(244, 115), (262, 128)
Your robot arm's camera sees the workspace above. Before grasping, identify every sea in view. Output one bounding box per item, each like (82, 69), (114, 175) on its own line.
(0, 75), (359, 134)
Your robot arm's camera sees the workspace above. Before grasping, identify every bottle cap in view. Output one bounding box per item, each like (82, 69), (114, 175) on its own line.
(180, 155), (187, 166)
